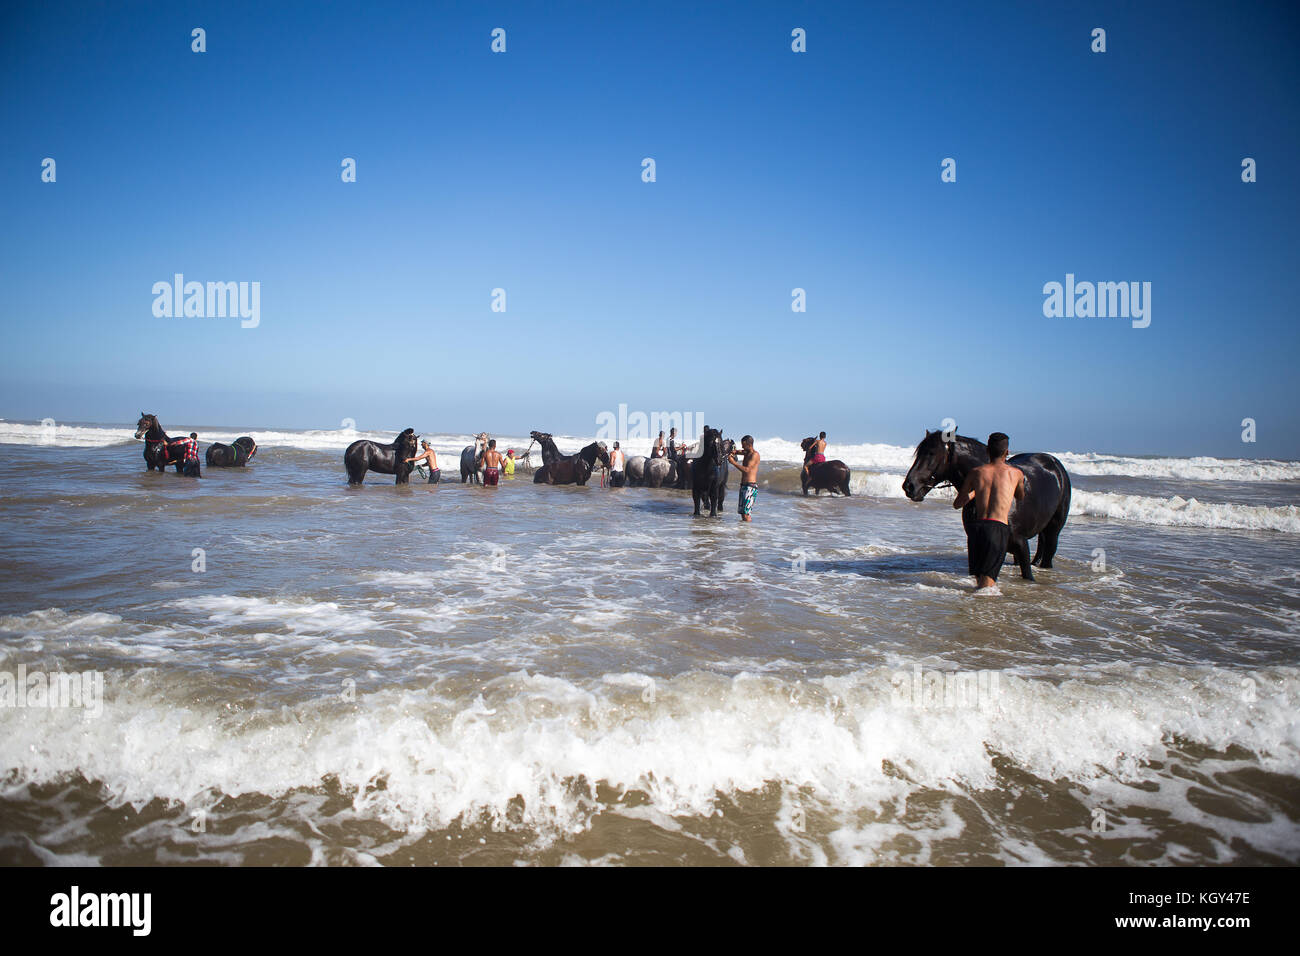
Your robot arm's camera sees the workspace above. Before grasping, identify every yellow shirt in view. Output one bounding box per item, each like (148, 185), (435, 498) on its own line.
(503, 456), (515, 476)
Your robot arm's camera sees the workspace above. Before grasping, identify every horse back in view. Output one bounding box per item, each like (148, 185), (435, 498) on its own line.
(1007, 452), (1070, 535)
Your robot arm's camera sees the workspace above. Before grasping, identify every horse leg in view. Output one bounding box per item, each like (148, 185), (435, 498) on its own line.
(1010, 533), (1035, 581)
(1032, 478), (1071, 568)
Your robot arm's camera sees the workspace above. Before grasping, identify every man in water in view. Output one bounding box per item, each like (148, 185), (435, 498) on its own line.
(503, 449), (516, 478)
(405, 440), (440, 483)
(651, 431), (666, 459)
(608, 441), (626, 487)
(481, 439), (503, 486)
(952, 431), (1025, 590)
(803, 431), (827, 480)
(178, 432), (201, 477)
(728, 435), (760, 522)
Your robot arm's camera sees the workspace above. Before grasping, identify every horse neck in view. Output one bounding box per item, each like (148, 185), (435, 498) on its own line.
(148, 420), (169, 441)
(947, 437), (988, 486)
(540, 437), (560, 462)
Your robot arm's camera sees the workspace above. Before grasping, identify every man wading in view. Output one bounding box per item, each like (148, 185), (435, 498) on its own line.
(952, 432), (1024, 589)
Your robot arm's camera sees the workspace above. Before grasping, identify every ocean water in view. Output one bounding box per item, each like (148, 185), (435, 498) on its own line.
(0, 420), (1297, 866)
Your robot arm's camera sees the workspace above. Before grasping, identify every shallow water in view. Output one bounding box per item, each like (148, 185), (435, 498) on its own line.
(1, 423), (1297, 865)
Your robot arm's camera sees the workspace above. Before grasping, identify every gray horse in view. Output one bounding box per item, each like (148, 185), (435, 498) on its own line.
(460, 432), (488, 483)
(625, 455), (647, 486)
(643, 457), (678, 488)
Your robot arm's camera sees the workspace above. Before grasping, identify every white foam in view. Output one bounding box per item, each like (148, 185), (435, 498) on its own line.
(1, 663), (1295, 862)
(1057, 452), (1300, 483)
(1072, 491), (1300, 534)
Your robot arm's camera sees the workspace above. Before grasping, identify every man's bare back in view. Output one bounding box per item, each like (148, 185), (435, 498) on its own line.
(954, 461), (1024, 523)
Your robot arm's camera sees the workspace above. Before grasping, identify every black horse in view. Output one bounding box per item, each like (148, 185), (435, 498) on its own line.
(691, 427), (732, 517)
(799, 437), (852, 496)
(134, 413), (188, 472)
(531, 432), (610, 485)
(345, 428), (419, 485)
(901, 430), (1071, 580)
(206, 436), (257, 467)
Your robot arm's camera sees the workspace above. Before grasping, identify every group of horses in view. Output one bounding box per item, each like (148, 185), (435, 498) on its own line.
(137, 412), (1073, 582)
(133, 413), (257, 474)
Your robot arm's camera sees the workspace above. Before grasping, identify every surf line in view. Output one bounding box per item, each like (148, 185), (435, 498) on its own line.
(49, 886), (151, 936)
(1042, 274), (1151, 328)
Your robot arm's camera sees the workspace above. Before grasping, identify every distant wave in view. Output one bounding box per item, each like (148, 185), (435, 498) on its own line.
(1070, 491), (1300, 534)
(1, 421), (1296, 483)
(839, 472), (1300, 533)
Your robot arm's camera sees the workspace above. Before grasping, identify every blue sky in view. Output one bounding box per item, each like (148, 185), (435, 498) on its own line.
(2, 0), (1297, 457)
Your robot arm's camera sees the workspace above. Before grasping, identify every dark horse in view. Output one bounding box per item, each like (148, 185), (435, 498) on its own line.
(530, 431), (610, 486)
(799, 437), (852, 496)
(345, 428), (419, 485)
(134, 413), (187, 472)
(691, 427), (732, 517)
(206, 436), (257, 467)
(901, 430), (1071, 580)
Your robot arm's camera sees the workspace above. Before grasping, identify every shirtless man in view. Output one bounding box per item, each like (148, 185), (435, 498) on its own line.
(481, 439), (504, 487)
(405, 439), (441, 483)
(952, 432), (1024, 589)
(803, 431), (827, 479)
(727, 435), (760, 522)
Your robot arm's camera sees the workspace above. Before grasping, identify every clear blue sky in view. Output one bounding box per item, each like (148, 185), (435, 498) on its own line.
(2, 0), (1297, 457)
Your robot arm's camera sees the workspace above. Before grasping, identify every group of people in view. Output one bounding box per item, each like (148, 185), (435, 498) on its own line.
(600, 428), (762, 523)
(403, 439), (519, 486)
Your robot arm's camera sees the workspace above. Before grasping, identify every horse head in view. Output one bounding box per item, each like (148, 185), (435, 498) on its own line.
(903, 429), (959, 501)
(134, 413), (158, 440)
(531, 431), (560, 464)
(701, 426), (725, 462)
(582, 441), (611, 470)
(234, 436), (257, 460)
(397, 428), (419, 457)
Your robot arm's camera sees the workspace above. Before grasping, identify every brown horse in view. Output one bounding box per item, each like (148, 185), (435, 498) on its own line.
(134, 413), (187, 472)
(799, 437), (852, 496)
(531, 432), (610, 486)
